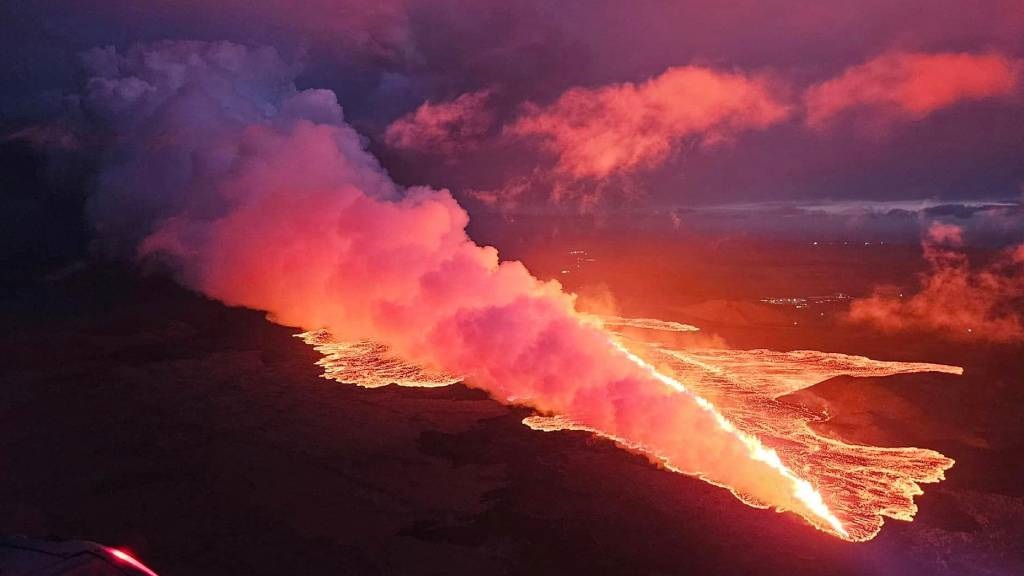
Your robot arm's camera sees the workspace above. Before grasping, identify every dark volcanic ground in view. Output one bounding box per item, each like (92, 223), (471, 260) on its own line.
(2, 264), (1023, 575)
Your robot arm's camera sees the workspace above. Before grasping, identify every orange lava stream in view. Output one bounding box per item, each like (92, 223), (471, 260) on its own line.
(630, 341), (959, 541)
(592, 315), (701, 333)
(608, 339), (848, 538)
(302, 331), (460, 389)
(298, 323), (961, 542)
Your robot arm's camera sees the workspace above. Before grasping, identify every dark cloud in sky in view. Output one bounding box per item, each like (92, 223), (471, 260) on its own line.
(3, 0), (1024, 210)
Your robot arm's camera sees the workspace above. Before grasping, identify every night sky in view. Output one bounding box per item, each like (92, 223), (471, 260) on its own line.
(2, 1), (1023, 212)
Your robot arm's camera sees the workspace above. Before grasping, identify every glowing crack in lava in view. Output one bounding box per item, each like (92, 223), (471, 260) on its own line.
(300, 322), (960, 542)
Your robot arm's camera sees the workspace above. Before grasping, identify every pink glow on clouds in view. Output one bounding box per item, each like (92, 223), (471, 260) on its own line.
(805, 51), (1020, 127)
(384, 89), (495, 154)
(848, 222), (1024, 342)
(373, 48), (1024, 208)
(507, 66), (791, 180)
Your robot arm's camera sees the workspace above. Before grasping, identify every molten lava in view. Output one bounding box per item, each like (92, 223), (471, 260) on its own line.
(300, 318), (960, 542)
(70, 40), (964, 548)
(609, 339), (848, 537)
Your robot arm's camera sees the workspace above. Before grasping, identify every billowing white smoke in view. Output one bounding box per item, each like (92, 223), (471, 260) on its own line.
(80, 40), (816, 516)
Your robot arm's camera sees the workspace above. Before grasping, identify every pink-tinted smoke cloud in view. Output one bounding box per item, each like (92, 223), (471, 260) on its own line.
(848, 222), (1024, 342)
(81, 41), (830, 524)
(805, 51), (1020, 127)
(507, 66), (790, 181)
(383, 89), (495, 155)
(378, 49), (1023, 209)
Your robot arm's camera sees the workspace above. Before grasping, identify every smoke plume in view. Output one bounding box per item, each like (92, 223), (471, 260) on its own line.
(848, 223), (1024, 342)
(77, 41), (828, 519)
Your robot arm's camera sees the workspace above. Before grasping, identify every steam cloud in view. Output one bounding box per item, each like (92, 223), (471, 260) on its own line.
(463, 66), (791, 206)
(805, 51), (1020, 127)
(79, 41), (814, 515)
(508, 66), (790, 180)
(383, 89), (495, 155)
(377, 51), (1021, 208)
(848, 223), (1024, 342)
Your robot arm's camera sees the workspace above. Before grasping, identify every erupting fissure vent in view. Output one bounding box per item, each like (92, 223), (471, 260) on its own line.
(300, 319), (959, 542)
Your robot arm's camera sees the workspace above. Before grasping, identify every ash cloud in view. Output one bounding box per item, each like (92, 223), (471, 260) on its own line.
(75, 40), (815, 516)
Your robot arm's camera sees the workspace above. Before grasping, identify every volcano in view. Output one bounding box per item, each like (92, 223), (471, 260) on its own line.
(2, 257), (1022, 575)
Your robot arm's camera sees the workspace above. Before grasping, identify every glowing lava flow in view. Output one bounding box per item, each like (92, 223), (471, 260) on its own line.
(303, 331), (460, 389)
(608, 339), (848, 538)
(299, 321), (961, 542)
(594, 315), (701, 333)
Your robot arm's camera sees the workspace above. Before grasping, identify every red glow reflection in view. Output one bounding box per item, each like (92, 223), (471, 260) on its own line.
(107, 548), (159, 576)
